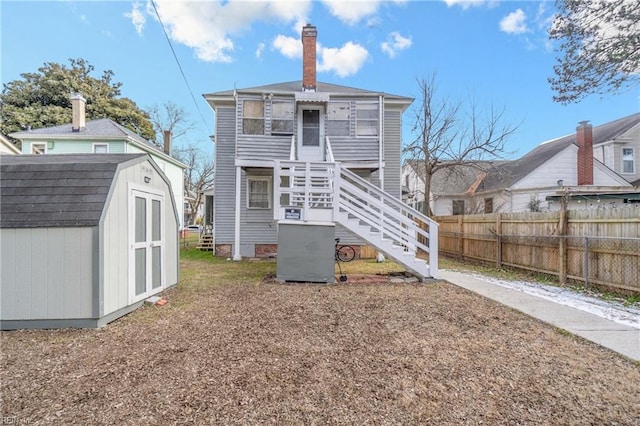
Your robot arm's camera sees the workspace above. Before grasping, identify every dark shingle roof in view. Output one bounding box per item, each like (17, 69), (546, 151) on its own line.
(204, 80), (412, 102)
(482, 112), (640, 191)
(1, 154), (144, 228)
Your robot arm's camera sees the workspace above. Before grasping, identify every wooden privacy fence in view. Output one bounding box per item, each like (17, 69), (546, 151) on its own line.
(431, 206), (640, 295)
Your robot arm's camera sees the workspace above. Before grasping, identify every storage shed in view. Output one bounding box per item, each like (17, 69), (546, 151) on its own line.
(1, 154), (180, 329)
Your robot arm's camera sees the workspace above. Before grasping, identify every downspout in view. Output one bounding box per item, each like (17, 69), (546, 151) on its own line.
(233, 87), (242, 261)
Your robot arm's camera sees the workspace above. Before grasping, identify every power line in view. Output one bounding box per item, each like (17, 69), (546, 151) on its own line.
(150, 0), (210, 137)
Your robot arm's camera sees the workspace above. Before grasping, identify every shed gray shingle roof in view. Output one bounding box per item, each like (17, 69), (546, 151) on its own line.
(1, 154), (145, 228)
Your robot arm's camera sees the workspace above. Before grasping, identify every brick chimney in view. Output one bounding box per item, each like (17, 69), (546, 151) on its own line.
(163, 130), (172, 155)
(301, 24), (317, 92)
(576, 120), (594, 185)
(71, 93), (86, 132)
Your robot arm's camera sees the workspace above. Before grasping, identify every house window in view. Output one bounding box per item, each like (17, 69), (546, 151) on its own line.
(247, 177), (271, 209)
(93, 143), (109, 153)
(452, 200), (465, 215)
(328, 102), (350, 136)
(31, 142), (46, 154)
(484, 198), (493, 214)
(243, 100), (264, 135)
(356, 102), (378, 136)
(622, 148), (635, 174)
(271, 101), (294, 135)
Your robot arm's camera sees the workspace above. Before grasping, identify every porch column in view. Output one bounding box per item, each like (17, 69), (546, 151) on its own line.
(233, 165), (242, 261)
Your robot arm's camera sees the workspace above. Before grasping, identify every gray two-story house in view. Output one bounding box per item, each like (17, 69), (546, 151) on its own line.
(204, 25), (438, 280)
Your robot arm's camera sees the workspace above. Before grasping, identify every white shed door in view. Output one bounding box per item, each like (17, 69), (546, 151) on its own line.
(130, 188), (165, 303)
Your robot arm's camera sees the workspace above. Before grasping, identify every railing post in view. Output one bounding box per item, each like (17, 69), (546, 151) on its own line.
(304, 162), (310, 221)
(333, 163), (341, 222)
(273, 160), (281, 221)
(430, 220), (439, 278)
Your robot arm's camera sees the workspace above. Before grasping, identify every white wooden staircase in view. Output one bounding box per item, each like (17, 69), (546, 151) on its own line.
(273, 159), (438, 280)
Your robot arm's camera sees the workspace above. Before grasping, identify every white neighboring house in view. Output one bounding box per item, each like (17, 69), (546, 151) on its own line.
(403, 115), (640, 215)
(0, 134), (20, 155)
(9, 94), (187, 227)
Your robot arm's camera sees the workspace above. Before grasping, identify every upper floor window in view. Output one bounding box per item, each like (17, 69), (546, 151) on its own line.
(247, 176), (271, 209)
(271, 101), (294, 135)
(328, 102), (350, 136)
(356, 102), (378, 136)
(484, 198), (493, 214)
(93, 143), (109, 153)
(31, 142), (46, 154)
(452, 199), (465, 215)
(622, 147), (635, 174)
(243, 100), (264, 135)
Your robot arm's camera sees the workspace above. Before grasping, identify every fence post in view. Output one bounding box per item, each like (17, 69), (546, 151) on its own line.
(558, 195), (568, 285)
(583, 236), (590, 290)
(496, 213), (502, 269)
(457, 214), (464, 260)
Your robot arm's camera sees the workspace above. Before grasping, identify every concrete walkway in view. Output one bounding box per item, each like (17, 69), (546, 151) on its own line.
(439, 270), (640, 362)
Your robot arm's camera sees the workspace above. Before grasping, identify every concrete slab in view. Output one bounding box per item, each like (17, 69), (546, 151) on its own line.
(440, 270), (640, 362)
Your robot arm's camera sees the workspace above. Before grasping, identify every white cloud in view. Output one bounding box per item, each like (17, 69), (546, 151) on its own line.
(144, 0), (311, 63)
(381, 32), (412, 58)
(256, 42), (265, 59)
(500, 9), (529, 34)
(443, 0), (497, 10)
(125, 2), (146, 36)
(321, 0), (405, 25)
(318, 42), (369, 77)
(273, 35), (301, 59)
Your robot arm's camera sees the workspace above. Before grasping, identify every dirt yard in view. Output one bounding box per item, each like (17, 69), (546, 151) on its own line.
(2, 254), (639, 425)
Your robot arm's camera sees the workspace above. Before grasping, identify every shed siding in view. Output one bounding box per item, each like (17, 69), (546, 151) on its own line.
(214, 107), (237, 244)
(1, 227), (94, 321)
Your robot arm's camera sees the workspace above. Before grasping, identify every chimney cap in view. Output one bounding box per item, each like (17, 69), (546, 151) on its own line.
(70, 93), (86, 101)
(577, 120), (591, 128)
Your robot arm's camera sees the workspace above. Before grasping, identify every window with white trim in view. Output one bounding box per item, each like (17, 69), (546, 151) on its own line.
(247, 177), (271, 209)
(327, 102), (350, 136)
(356, 102), (378, 136)
(622, 147), (635, 174)
(93, 143), (109, 153)
(271, 101), (294, 135)
(31, 142), (46, 154)
(243, 100), (264, 135)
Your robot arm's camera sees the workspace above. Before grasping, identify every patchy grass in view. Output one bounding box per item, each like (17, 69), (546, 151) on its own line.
(2, 251), (640, 424)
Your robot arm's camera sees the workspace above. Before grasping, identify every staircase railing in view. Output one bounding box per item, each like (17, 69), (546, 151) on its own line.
(337, 165), (438, 276)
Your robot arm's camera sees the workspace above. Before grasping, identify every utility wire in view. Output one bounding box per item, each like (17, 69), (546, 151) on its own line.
(150, 0), (210, 136)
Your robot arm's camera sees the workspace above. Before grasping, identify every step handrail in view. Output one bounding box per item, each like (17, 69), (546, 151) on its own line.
(337, 165), (438, 276)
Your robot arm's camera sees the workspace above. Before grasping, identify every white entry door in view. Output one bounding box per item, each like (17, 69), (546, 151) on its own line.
(130, 188), (165, 303)
(297, 105), (325, 161)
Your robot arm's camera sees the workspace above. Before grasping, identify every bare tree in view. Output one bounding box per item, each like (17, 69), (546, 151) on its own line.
(403, 74), (519, 217)
(146, 101), (196, 147)
(549, 0), (640, 104)
(174, 144), (215, 224)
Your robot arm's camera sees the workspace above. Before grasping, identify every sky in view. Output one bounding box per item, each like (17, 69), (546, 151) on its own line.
(2, 0), (639, 160)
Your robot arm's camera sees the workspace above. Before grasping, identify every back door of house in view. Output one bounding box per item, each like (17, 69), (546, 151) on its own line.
(297, 105), (325, 161)
(130, 188), (165, 303)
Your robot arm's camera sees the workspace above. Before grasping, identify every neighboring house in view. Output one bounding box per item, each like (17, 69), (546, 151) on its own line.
(404, 115), (639, 215)
(0, 133), (20, 155)
(204, 25), (438, 280)
(8, 94), (187, 228)
(0, 154), (180, 329)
